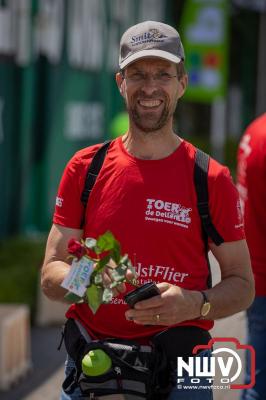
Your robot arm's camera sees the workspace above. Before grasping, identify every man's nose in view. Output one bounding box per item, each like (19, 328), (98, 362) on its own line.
(141, 76), (158, 94)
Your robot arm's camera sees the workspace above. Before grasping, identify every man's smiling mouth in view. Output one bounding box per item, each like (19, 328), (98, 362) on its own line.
(138, 99), (162, 108)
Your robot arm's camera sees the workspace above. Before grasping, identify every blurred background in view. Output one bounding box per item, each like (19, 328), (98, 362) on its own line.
(0, 0), (265, 399)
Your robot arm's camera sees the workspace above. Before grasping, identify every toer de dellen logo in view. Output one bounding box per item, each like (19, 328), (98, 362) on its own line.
(177, 338), (255, 390)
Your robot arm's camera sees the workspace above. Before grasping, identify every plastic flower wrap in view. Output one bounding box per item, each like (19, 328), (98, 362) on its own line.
(61, 231), (136, 314)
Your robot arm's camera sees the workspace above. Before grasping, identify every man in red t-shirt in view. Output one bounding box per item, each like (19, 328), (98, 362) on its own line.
(237, 113), (266, 400)
(41, 21), (254, 400)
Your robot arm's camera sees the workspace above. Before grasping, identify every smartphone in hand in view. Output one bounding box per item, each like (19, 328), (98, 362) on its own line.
(124, 282), (160, 308)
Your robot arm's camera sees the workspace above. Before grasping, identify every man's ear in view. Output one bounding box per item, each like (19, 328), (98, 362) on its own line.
(178, 74), (188, 98)
(116, 72), (125, 97)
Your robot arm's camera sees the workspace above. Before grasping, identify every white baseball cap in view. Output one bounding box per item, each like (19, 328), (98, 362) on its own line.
(119, 20), (185, 70)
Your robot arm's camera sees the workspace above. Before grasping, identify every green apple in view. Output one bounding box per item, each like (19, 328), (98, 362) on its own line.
(82, 349), (112, 376)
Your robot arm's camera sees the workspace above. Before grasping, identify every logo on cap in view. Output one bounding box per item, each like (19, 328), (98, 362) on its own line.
(130, 29), (167, 46)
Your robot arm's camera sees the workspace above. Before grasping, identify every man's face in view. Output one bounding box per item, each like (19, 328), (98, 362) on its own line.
(117, 58), (187, 133)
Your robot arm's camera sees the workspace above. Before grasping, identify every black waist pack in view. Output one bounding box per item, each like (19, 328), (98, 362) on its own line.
(62, 319), (171, 399)
(153, 325), (212, 364)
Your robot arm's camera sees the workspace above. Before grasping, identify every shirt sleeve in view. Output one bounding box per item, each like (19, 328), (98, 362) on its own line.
(208, 164), (245, 243)
(53, 155), (85, 229)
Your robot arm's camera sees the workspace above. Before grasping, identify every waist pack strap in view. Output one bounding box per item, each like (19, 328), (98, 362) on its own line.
(62, 367), (78, 394)
(63, 319), (89, 368)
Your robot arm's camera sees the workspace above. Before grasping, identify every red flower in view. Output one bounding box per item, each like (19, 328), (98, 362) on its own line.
(68, 238), (86, 260)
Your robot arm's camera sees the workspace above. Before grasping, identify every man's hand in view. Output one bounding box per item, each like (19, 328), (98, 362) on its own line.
(125, 283), (201, 325)
(124, 239), (255, 325)
(42, 224), (137, 302)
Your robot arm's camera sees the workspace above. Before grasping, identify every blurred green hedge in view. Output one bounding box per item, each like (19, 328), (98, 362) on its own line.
(0, 237), (46, 321)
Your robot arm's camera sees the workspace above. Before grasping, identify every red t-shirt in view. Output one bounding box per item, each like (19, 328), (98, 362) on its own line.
(54, 137), (244, 340)
(237, 113), (266, 296)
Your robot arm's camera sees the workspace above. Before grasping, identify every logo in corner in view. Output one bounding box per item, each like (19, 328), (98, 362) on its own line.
(177, 337), (255, 390)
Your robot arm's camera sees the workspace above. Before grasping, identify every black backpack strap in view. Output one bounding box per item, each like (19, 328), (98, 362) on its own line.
(194, 149), (224, 288)
(194, 149), (224, 247)
(80, 140), (111, 228)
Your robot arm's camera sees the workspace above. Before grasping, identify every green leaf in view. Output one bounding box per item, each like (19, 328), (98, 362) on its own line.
(94, 254), (111, 275)
(80, 231), (136, 313)
(89, 254), (111, 285)
(111, 265), (127, 282)
(86, 284), (103, 314)
(102, 287), (113, 303)
(96, 231), (116, 253)
(94, 274), (103, 285)
(125, 257), (136, 273)
(111, 241), (121, 264)
(109, 279), (126, 289)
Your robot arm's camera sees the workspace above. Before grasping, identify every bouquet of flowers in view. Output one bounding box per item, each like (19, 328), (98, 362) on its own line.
(61, 231), (136, 313)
